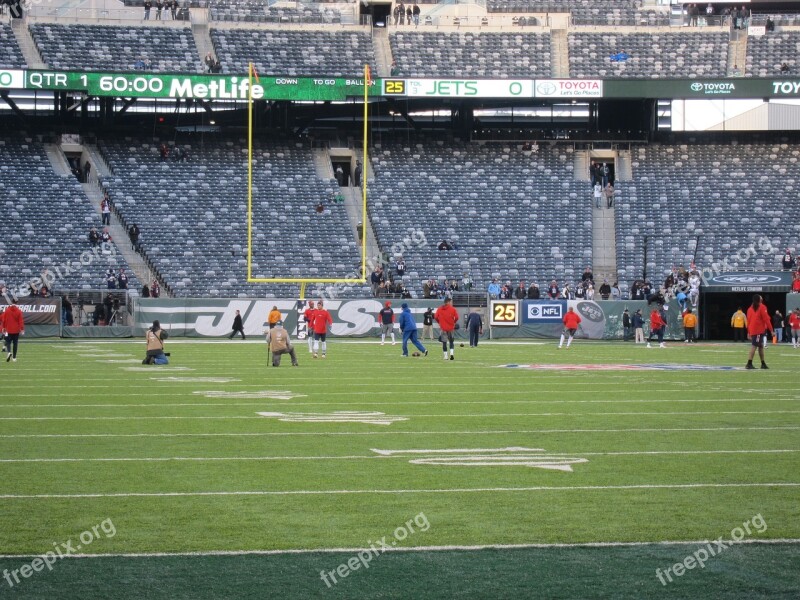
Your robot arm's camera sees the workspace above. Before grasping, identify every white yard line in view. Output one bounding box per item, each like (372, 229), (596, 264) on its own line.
(2, 538), (799, 559)
(0, 449), (796, 463)
(1, 482), (798, 500)
(1, 426), (797, 439)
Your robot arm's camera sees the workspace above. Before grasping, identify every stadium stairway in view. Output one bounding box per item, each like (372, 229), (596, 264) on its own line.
(592, 200), (618, 284)
(11, 20), (46, 68)
(550, 28), (569, 78)
(728, 27), (747, 75)
(81, 145), (160, 295)
(616, 149), (632, 181)
(372, 28), (392, 77)
(190, 12), (218, 66)
(341, 186), (380, 264)
(573, 150), (590, 181)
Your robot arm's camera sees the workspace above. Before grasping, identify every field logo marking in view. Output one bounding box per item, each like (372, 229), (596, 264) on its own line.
(198, 390), (307, 400)
(259, 411), (408, 425)
(499, 364), (741, 371)
(371, 447), (588, 471)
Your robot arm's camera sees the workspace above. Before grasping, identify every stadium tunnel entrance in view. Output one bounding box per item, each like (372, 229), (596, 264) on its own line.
(701, 291), (783, 340)
(362, 2), (391, 27)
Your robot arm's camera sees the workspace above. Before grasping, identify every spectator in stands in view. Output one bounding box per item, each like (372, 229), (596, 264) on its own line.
(547, 280), (559, 299)
(106, 268), (117, 289)
(335, 165), (344, 186)
(393, 3), (402, 26)
(586, 283), (595, 300)
(141, 283), (150, 298)
(88, 227), (100, 247)
(731, 64), (741, 77)
(781, 62), (790, 74)
(462, 273), (472, 291)
(705, 3), (713, 17)
(598, 279), (611, 300)
(499, 283), (512, 299)
(155, 0), (163, 20)
(129, 223), (140, 252)
(150, 280), (160, 298)
(210, 60), (222, 74)
(101, 196), (111, 226)
(353, 160), (362, 187)
(406, 5), (412, 24)
(38, 285), (50, 298)
(315, 201), (325, 214)
(687, 4), (698, 26)
(101, 227), (112, 244)
(118, 268), (128, 290)
(487, 278), (501, 298)
(396, 257), (406, 278)
(793, 273), (800, 293)
(83, 161), (91, 184)
(575, 282), (585, 299)
(371, 266), (384, 295)
(170, 0), (178, 19)
(412, 3), (420, 26)
(611, 281), (621, 300)
(527, 281), (540, 299)
(514, 281), (526, 299)
(740, 5), (749, 28)
(144, 0), (152, 20)
(581, 266), (594, 284)
(159, 143), (169, 161)
(437, 240), (453, 250)
(604, 182), (615, 208)
(782, 249), (794, 270)
(589, 161), (597, 186)
(561, 283), (573, 299)
(390, 60), (399, 76)
(448, 279), (459, 293)
(204, 53), (214, 73)
(593, 182), (603, 208)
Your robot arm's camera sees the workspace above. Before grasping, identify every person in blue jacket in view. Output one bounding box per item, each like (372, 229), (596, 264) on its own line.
(398, 303), (428, 357)
(466, 309), (484, 347)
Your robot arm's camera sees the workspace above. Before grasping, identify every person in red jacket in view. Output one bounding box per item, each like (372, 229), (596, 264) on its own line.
(746, 294), (774, 369)
(434, 296), (459, 360)
(789, 307), (800, 349)
(303, 300), (316, 354)
(2, 298), (25, 362)
(558, 306), (582, 349)
(312, 300), (333, 359)
(647, 306), (667, 348)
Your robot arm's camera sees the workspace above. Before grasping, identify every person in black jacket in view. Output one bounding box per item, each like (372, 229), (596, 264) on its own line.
(632, 309), (645, 343)
(422, 307), (435, 340)
(622, 308), (632, 341)
(466, 310), (483, 347)
(229, 309), (246, 340)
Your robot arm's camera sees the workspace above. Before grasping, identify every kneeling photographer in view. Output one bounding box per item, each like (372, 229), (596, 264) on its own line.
(143, 320), (169, 365)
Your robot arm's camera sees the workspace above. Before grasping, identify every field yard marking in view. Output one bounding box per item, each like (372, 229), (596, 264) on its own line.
(100, 359), (150, 364)
(372, 446), (588, 470)
(0, 449), (797, 464)
(151, 377), (241, 383)
(77, 353), (135, 358)
(3, 538), (799, 558)
(256, 411), (409, 425)
(1, 482), (798, 500)
(1, 403), (303, 408)
(121, 367), (194, 372)
(195, 391), (306, 400)
(1, 426), (798, 438)
(1, 410), (798, 421)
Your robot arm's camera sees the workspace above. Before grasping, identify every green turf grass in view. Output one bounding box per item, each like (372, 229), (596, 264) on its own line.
(0, 339), (798, 598)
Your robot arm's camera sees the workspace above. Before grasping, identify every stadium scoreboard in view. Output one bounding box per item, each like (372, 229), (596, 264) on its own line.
(3, 69), (800, 100)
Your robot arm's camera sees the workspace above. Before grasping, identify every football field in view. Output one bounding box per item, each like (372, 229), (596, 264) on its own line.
(0, 338), (799, 599)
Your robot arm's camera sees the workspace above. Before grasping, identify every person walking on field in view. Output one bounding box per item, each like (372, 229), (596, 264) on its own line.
(312, 300), (333, 359)
(229, 309), (245, 340)
(2, 298), (24, 362)
(647, 306), (667, 348)
(434, 297), (459, 360)
(745, 294), (773, 369)
(304, 301), (317, 353)
(268, 306), (282, 330)
(558, 306), (582, 349)
(466, 309), (483, 347)
(398, 303), (427, 357)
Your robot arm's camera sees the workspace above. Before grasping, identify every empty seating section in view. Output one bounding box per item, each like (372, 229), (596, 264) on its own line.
(746, 32), (800, 78)
(209, 1), (343, 24)
(568, 32), (728, 79)
(616, 142), (799, 282)
(486, 0), (634, 13)
(369, 142), (591, 295)
(99, 139), (367, 298)
(571, 8), (669, 26)
(0, 139), (138, 291)
(390, 32), (552, 78)
(30, 23), (203, 73)
(211, 29), (373, 76)
(0, 23), (25, 69)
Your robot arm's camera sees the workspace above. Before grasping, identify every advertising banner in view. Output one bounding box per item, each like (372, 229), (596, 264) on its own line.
(0, 297), (61, 325)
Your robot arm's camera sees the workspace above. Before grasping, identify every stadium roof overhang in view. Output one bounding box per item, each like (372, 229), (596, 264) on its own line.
(702, 272), (794, 293)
